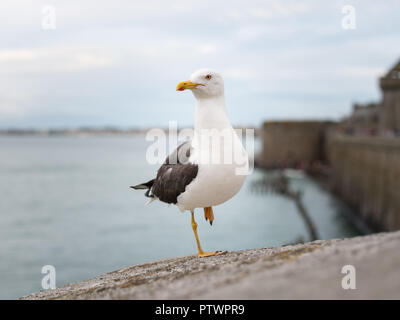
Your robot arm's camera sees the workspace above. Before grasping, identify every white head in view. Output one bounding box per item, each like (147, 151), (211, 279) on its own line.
(176, 69), (224, 100)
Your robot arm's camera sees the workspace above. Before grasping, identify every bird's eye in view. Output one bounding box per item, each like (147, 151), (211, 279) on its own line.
(205, 74), (212, 80)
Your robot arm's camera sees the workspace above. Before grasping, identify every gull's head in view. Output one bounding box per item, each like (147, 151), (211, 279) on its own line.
(176, 69), (224, 99)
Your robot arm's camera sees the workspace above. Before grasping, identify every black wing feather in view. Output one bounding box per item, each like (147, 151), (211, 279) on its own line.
(151, 141), (198, 204)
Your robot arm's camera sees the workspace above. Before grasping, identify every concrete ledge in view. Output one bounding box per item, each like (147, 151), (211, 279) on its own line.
(21, 231), (400, 300)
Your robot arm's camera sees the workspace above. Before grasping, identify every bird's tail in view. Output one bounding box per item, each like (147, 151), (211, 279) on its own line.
(130, 179), (155, 198)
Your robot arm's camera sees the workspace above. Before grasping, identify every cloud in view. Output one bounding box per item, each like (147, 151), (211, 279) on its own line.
(0, 0), (399, 127)
(0, 50), (36, 62)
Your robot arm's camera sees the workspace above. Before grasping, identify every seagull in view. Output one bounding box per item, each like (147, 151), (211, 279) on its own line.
(131, 69), (249, 257)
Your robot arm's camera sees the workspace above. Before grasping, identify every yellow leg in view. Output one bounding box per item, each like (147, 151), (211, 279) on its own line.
(191, 210), (225, 258)
(204, 207), (214, 225)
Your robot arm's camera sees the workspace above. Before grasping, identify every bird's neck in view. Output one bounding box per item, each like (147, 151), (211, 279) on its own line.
(194, 95), (231, 133)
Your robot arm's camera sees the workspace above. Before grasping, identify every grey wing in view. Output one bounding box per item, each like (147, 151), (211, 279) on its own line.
(151, 141), (198, 204)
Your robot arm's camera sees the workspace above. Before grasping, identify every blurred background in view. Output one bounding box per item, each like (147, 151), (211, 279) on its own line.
(0, 0), (399, 299)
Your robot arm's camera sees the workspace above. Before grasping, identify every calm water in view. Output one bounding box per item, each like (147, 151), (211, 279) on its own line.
(0, 135), (361, 299)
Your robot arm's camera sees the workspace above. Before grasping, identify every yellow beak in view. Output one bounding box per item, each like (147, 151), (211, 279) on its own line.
(176, 80), (202, 91)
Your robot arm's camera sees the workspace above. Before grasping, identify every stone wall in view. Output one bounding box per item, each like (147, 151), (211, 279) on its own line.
(380, 78), (400, 133)
(258, 121), (332, 168)
(327, 135), (400, 231)
(258, 121), (400, 231)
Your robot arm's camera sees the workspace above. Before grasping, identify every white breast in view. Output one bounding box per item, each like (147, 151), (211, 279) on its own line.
(177, 128), (248, 212)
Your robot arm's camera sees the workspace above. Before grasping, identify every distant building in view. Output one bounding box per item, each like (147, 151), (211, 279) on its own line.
(379, 60), (400, 134)
(258, 121), (334, 169)
(342, 59), (400, 136)
(257, 59), (400, 232)
(344, 102), (380, 135)
(258, 58), (400, 169)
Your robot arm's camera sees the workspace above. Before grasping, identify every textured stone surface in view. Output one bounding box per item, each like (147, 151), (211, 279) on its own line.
(21, 231), (400, 300)
(327, 135), (400, 231)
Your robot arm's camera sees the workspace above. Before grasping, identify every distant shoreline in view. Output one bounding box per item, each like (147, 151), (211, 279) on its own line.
(0, 126), (258, 137)
(0, 129), (148, 136)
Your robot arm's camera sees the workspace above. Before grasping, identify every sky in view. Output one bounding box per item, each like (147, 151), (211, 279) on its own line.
(0, 0), (399, 129)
